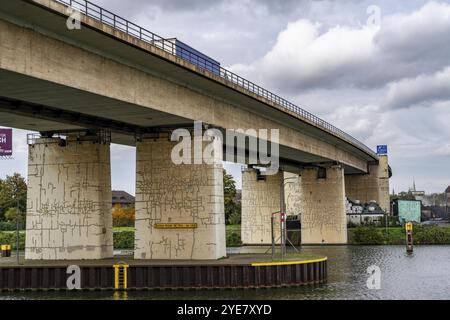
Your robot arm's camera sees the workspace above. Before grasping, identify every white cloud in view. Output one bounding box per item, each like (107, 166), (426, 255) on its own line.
(384, 67), (450, 109)
(231, 1), (450, 92)
(3, 0), (450, 194)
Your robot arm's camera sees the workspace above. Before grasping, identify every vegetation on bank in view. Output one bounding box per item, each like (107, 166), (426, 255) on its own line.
(113, 230), (134, 249)
(0, 173), (27, 231)
(0, 230), (137, 251)
(226, 225), (242, 247)
(0, 231), (25, 250)
(348, 225), (450, 245)
(3, 225), (450, 251)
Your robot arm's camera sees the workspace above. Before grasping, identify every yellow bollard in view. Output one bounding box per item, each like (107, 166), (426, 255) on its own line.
(1, 244), (12, 257)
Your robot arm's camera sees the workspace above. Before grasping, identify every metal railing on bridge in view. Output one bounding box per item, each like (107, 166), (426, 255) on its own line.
(53, 0), (377, 158)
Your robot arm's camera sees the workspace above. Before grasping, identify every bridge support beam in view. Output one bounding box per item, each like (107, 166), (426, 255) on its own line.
(134, 137), (226, 260)
(300, 166), (347, 244)
(241, 170), (302, 245)
(345, 155), (390, 213)
(25, 136), (113, 260)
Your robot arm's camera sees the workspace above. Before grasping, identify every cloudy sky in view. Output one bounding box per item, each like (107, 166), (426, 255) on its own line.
(2, 0), (450, 194)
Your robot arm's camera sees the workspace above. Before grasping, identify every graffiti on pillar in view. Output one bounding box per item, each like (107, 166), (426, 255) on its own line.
(241, 170), (282, 245)
(284, 174), (302, 216)
(301, 167), (347, 244)
(25, 140), (113, 260)
(134, 138), (226, 260)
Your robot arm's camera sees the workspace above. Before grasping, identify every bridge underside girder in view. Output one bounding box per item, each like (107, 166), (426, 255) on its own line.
(0, 0), (374, 173)
(0, 94), (365, 174)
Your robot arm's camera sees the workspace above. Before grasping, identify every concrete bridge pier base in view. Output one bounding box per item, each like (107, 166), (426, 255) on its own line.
(25, 136), (113, 260)
(300, 165), (347, 245)
(134, 137), (226, 260)
(345, 155), (390, 213)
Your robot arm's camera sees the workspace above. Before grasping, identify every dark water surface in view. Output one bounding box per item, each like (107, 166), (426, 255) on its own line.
(1, 245), (449, 300)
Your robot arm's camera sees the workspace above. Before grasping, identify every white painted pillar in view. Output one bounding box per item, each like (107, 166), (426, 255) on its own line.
(300, 165), (347, 244)
(134, 137), (226, 260)
(25, 136), (113, 260)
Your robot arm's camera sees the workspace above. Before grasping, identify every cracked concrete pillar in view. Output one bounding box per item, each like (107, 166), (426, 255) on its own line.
(300, 165), (347, 244)
(25, 136), (113, 260)
(134, 137), (226, 260)
(345, 155), (390, 213)
(241, 170), (301, 245)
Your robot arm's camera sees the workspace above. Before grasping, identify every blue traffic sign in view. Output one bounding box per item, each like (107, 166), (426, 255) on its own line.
(377, 145), (388, 155)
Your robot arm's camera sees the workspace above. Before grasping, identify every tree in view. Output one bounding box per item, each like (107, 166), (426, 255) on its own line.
(4, 207), (24, 223)
(390, 191), (416, 202)
(112, 204), (135, 227)
(0, 173), (27, 221)
(223, 169), (240, 224)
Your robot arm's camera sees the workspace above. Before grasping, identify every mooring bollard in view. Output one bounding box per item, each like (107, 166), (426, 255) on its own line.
(405, 222), (413, 253)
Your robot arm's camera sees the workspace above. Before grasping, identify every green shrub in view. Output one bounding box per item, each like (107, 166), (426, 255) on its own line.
(1, 230), (136, 251)
(351, 226), (384, 245)
(226, 231), (242, 247)
(0, 221), (24, 231)
(414, 225), (450, 244)
(0, 231), (25, 250)
(228, 211), (241, 225)
(113, 230), (134, 249)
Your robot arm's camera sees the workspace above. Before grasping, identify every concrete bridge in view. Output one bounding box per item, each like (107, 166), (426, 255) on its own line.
(0, 0), (390, 260)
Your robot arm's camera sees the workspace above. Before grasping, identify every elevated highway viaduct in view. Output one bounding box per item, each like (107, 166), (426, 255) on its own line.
(0, 0), (390, 260)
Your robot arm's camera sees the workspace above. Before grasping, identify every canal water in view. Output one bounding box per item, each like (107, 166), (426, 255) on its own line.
(1, 245), (449, 300)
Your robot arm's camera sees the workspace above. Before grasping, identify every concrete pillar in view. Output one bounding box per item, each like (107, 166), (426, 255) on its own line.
(241, 169), (282, 245)
(241, 169), (301, 245)
(284, 172), (302, 216)
(300, 166), (347, 244)
(345, 155), (390, 213)
(134, 137), (226, 260)
(25, 136), (113, 260)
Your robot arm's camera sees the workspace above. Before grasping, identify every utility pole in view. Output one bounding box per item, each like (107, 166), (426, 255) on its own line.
(271, 212), (275, 261)
(279, 179), (286, 262)
(16, 198), (20, 265)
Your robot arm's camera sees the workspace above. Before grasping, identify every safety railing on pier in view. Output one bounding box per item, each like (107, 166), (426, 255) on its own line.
(53, 0), (377, 158)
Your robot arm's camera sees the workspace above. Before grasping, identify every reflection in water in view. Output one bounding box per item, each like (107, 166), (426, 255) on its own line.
(113, 291), (128, 300)
(1, 245), (450, 300)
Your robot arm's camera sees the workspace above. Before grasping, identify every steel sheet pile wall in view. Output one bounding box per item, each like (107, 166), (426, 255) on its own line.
(0, 260), (326, 291)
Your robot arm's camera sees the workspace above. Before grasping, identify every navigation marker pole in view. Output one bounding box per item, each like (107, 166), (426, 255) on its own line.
(405, 222), (413, 254)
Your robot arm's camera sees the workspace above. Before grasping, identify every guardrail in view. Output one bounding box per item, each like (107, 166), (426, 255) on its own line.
(53, 0), (376, 158)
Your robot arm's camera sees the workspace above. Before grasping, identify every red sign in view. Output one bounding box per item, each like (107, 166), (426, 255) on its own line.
(0, 128), (12, 156)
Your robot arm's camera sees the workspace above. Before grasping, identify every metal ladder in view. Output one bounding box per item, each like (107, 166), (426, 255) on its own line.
(113, 262), (129, 290)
